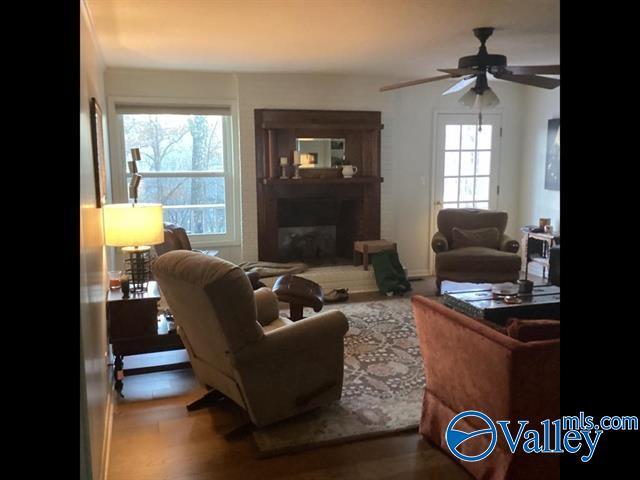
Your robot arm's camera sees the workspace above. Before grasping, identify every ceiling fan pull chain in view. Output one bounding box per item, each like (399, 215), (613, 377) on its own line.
(478, 111), (483, 131)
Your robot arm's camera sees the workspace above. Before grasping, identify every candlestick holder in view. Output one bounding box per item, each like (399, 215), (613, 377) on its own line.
(293, 164), (301, 179)
(280, 165), (288, 179)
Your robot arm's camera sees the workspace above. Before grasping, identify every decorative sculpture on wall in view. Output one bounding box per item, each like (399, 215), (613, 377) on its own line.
(545, 118), (560, 191)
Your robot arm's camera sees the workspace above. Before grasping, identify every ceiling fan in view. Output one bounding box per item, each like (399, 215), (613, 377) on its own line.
(379, 27), (560, 109)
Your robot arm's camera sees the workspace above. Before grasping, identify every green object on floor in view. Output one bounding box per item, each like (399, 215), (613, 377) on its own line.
(370, 250), (412, 295)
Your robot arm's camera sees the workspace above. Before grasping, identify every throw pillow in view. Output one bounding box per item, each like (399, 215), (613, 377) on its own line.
(506, 318), (560, 342)
(451, 227), (500, 249)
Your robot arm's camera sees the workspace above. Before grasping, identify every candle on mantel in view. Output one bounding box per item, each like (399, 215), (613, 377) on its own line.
(293, 151), (301, 165)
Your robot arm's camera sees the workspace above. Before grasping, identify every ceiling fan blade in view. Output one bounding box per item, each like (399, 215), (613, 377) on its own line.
(379, 74), (453, 92)
(442, 75), (477, 95)
(492, 72), (560, 89)
(504, 65), (560, 75)
(438, 68), (477, 76)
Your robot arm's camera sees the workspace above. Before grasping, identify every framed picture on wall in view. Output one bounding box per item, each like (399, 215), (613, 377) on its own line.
(90, 97), (107, 207)
(545, 118), (560, 191)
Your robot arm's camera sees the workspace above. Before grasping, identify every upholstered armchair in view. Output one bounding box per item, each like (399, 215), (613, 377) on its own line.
(152, 250), (349, 428)
(431, 209), (520, 294)
(154, 223), (213, 256)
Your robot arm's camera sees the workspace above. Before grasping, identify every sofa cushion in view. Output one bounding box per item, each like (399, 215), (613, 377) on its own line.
(452, 227), (500, 249)
(506, 318), (560, 342)
(436, 246), (521, 273)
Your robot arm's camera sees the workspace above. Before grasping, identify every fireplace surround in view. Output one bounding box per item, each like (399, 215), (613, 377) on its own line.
(255, 109), (383, 263)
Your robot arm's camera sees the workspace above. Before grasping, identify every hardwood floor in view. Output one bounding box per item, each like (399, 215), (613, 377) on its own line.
(109, 276), (545, 479)
(108, 367), (471, 480)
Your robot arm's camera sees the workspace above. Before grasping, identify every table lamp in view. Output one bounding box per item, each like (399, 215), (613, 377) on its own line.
(104, 203), (164, 293)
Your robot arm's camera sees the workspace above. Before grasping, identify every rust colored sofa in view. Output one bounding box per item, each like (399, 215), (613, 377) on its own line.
(411, 295), (560, 480)
(431, 209), (520, 294)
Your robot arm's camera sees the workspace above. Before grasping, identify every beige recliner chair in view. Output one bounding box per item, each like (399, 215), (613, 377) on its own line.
(152, 250), (349, 428)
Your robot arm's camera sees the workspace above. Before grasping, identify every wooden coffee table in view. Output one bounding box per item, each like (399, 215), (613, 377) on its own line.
(442, 284), (560, 326)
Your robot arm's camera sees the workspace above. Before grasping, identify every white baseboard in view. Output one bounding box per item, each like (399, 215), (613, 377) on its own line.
(407, 270), (431, 280)
(100, 388), (115, 480)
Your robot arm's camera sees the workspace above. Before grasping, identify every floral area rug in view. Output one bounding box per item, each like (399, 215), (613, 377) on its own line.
(252, 298), (425, 456)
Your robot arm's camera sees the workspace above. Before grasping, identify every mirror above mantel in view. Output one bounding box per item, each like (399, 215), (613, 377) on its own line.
(296, 138), (346, 168)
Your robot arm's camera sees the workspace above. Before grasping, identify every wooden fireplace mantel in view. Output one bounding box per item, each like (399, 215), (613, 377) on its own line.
(260, 176), (383, 185)
(255, 109), (383, 262)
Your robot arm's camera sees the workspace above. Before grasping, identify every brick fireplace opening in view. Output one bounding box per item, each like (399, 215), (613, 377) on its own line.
(277, 198), (359, 264)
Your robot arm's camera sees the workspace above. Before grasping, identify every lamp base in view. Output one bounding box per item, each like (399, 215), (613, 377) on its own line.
(122, 246), (151, 293)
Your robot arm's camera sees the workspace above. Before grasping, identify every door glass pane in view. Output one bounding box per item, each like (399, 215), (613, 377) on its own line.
(459, 177), (474, 201)
(474, 177), (490, 201)
(476, 151), (491, 175)
(445, 125), (461, 150)
(439, 117), (496, 213)
(460, 152), (475, 176)
(444, 152), (459, 176)
(477, 125), (492, 150)
(461, 125), (476, 150)
(443, 178), (459, 202)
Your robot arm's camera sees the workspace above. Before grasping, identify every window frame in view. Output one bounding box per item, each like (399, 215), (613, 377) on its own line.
(107, 96), (241, 248)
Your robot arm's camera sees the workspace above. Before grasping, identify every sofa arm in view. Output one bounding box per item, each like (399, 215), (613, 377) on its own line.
(500, 233), (519, 253)
(254, 287), (280, 327)
(431, 231), (449, 253)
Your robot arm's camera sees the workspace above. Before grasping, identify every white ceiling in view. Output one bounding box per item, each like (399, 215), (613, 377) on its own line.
(86, 0), (559, 79)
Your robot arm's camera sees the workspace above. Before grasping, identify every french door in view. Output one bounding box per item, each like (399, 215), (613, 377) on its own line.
(434, 113), (502, 211)
(430, 113), (502, 271)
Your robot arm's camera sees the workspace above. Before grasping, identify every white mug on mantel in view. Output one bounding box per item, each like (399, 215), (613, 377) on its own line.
(342, 165), (358, 178)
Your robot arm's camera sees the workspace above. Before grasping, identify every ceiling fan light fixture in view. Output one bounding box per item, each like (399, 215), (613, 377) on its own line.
(458, 87), (478, 108)
(478, 87), (500, 108)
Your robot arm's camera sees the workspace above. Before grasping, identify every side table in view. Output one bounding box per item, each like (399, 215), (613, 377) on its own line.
(107, 281), (187, 396)
(520, 229), (559, 280)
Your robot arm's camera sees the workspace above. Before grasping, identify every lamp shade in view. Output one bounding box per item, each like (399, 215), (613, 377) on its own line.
(103, 203), (164, 247)
(478, 88), (500, 108)
(458, 88), (478, 108)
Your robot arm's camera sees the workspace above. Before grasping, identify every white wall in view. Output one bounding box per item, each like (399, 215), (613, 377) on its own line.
(518, 87), (560, 232)
(80, 1), (111, 479)
(103, 68), (536, 277)
(389, 80), (527, 274)
(236, 73), (396, 263)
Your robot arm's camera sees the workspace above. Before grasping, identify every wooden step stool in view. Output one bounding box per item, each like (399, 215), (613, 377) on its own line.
(353, 240), (397, 271)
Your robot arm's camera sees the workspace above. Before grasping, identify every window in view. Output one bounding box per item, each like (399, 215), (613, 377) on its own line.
(114, 104), (238, 245)
(439, 120), (498, 210)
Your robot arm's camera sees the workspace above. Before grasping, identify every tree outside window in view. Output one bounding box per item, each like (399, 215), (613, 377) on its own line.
(121, 113), (231, 236)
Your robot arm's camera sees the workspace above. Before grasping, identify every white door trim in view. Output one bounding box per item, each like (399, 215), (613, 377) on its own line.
(428, 110), (504, 274)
